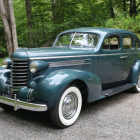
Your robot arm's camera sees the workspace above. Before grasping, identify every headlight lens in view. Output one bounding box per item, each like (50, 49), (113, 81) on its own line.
(30, 62), (37, 73)
(2, 59), (8, 69)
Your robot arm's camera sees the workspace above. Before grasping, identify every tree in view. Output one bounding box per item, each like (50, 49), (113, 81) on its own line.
(0, 0), (18, 57)
(123, 0), (127, 11)
(105, 0), (115, 18)
(25, 0), (33, 46)
(129, 0), (140, 17)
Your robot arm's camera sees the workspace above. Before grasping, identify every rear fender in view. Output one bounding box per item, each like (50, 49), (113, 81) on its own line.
(34, 69), (102, 108)
(129, 60), (140, 84)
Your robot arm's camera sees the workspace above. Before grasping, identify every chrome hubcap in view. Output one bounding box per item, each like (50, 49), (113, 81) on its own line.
(62, 93), (78, 120)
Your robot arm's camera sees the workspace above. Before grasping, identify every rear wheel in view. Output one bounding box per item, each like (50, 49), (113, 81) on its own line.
(50, 86), (82, 128)
(131, 75), (140, 93)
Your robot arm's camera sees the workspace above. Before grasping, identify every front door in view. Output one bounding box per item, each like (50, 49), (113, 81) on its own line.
(97, 34), (122, 89)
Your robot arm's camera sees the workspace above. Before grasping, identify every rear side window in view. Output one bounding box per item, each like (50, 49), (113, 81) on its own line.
(102, 35), (119, 50)
(135, 38), (139, 49)
(123, 36), (133, 49)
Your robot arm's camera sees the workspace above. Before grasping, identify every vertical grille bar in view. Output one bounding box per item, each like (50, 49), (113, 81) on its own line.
(11, 60), (28, 88)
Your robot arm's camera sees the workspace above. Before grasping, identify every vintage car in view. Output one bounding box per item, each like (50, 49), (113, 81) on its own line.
(0, 27), (140, 128)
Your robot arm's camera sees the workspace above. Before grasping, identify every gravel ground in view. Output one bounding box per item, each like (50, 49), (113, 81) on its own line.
(0, 91), (140, 140)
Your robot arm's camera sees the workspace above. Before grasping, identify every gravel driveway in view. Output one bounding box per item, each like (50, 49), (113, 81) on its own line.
(0, 91), (140, 140)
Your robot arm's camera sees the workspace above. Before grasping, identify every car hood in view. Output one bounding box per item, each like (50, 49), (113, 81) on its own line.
(12, 47), (93, 60)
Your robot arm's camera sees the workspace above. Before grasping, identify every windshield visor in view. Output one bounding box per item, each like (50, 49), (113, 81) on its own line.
(55, 32), (99, 48)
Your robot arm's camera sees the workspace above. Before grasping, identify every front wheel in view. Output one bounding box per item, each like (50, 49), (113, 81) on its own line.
(50, 86), (82, 128)
(131, 75), (140, 93)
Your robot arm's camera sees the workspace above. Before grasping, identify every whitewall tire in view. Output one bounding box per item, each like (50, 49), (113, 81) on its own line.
(50, 86), (82, 128)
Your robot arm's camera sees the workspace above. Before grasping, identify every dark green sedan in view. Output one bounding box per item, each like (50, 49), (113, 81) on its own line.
(0, 27), (140, 128)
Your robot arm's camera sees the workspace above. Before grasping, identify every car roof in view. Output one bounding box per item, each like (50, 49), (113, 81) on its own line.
(62, 27), (136, 36)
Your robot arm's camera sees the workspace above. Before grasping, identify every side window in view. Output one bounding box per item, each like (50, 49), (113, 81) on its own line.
(135, 38), (139, 49)
(102, 35), (119, 50)
(123, 36), (133, 49)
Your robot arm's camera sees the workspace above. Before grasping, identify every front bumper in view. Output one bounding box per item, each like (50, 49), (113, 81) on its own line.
(0, 94), (47, 112)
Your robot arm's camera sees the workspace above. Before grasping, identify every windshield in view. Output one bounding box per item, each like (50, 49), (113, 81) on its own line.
(55, 32), (99, 48)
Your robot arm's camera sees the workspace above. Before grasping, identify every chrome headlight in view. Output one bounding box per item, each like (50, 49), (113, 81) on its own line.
(2, 59), (8, 69)
(29, 61), (49, 73)
(30, 62), (37, 73)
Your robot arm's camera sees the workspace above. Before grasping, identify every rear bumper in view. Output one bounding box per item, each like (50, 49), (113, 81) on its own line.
(0, 94), (47, 112)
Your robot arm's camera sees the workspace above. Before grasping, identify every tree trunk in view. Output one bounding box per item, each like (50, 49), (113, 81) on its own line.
(0, 0), (13, 57)
(3, 0), (8, 16)
(25, 0), (33, 47)
(42, 9), (46, 40)
(110, 7), (115, 18)
(123, 0), (126, 11)
(129, 0), (138, 17)
(0, 0), (18, 57)
(8, 0), (18, 52)
(52, 0), (57, 24)
(109, 0), (115, 18)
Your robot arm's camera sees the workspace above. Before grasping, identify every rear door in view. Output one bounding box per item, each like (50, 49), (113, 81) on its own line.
(121, 34), (138, 81)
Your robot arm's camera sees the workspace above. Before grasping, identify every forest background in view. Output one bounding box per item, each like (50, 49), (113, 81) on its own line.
(1, 0), (140, 61)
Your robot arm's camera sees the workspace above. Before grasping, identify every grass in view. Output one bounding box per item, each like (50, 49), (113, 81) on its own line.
(0, 58), (3, 66)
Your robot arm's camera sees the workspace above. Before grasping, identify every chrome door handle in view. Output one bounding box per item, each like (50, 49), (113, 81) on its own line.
(120, 56), (128, 59)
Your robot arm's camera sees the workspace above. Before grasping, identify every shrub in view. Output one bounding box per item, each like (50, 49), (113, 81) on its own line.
(105, 14), (140, 33)
(0, 58), (3, 66)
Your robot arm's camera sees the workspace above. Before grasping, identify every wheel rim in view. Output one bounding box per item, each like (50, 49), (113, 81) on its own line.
(62, 92), (78, 120)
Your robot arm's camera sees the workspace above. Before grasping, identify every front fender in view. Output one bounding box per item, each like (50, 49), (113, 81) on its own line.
(33, 69), (102, 108)
(129, 60), (140, 84)
(0, 67), (10, 92)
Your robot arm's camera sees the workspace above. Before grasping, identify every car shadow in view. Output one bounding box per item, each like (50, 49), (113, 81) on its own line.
(0, 91), (134, 129)
(0, 107), (58, 129)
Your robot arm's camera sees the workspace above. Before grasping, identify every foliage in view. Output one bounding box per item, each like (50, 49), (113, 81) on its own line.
(0, 58), (3, 66)
(1, 0), (140, 57)
(0, 19), (7, 58)
(12, 0), (110, 48)
(105, 14), (140, 33)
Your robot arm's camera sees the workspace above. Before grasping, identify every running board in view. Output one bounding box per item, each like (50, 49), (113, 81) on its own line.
(102, 83), (135, 96)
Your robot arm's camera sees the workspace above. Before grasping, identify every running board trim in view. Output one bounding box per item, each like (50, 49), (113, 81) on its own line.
(102, 83), (135, 96)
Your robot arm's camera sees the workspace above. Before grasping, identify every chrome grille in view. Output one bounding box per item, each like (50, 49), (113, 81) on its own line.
(11, 60), (28, 88)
